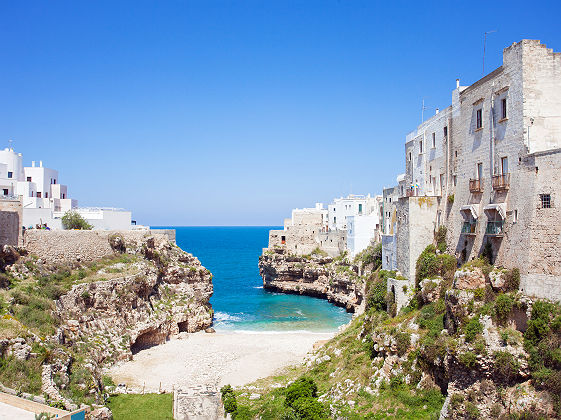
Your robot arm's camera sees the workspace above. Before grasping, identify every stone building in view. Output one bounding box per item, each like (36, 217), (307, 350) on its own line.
(0, 196), (22, 247)
(385, 39), (561, 301)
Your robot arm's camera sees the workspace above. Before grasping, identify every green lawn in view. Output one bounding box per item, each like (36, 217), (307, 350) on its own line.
(107, 393), (173, 420)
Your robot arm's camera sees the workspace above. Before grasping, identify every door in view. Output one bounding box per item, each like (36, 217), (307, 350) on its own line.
(477, 163), (483, 180)
(501, 157), (508, 175)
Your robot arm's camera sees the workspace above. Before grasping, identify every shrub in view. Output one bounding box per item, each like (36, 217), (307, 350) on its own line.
(291, 397), (327, 419)
(220, 384), (237, 414)
(61, 211), (93, 230)
(447, 194), (455, 204)
(284, 378), (318, 408)
(494, 293), (514, 325)
(355, 243), (382, 269)
(395, 332), (411, 356)
(494, 351), (520, 383)
(436, 226), (447, 253)
(415, 245), (456, 287)
(458, 351), (477, 368)
(504, 268), (520, 292)
(524, 300), (555, 346)
(449, 393), (464, 409)
(365, 275), (387, 312)
(464, 317), (483, 343)
(464, 401), (480, 419)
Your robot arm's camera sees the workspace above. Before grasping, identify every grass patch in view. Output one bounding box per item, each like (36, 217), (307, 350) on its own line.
(107, 393), (173, 420)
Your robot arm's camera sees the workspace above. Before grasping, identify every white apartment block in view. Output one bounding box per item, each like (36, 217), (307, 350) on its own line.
(328, 194), (379, 231)
(0, 147), (134, 231)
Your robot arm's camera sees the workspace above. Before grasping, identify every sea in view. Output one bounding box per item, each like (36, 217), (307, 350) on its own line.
(155, 226), (352, 332)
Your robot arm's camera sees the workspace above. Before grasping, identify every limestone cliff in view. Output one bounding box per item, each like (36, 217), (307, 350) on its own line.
(0, 232), (213, 413)
(258, 249), (364, 312)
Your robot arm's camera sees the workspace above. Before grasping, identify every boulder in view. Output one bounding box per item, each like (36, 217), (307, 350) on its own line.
(90, 407), (113, 420)
(453, 267), (485, 290)
(420, 278), (442, 303)
(489, 269), (506, 292)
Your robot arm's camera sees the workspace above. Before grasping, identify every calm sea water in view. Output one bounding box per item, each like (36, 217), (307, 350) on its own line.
(155, 227), (352, 332)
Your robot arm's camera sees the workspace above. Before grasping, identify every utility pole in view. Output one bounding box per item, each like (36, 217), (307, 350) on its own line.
(483, 30), (497, 75)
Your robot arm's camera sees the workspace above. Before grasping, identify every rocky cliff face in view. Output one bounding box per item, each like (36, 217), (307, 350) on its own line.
(258, 249), (363, 312)
(55, 234), (213, 364)
(0, 233), (213, 414)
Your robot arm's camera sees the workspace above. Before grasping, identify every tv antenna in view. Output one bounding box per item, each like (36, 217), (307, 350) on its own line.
(421, 99), (427, 123)
(483, 30), (497, 75)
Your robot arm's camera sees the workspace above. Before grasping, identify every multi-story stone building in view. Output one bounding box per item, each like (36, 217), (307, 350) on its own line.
(386, 39), (561, 301)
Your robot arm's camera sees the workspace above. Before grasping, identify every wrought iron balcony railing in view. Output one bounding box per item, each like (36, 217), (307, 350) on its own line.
(486, 220), (504, 236)
(492, 173), (510, 191)
(469, 178), (483, 193)
(461, 221), (477, 235)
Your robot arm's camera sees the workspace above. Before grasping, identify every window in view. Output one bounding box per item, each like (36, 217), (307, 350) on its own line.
(419, 140), (423, 153)
(540, 194), (551, 209)
(432, 133), (436, 148)
(501, 157), (508, 175)
(476, 108), (482, 129)
(45, 192), (48, 198)
(2, 189), (7, 195)
(453, 175), (457, 186)
(37, 192), (41, 198)
(358, 204), (363, 214)
(409, 152), (412, 161)
(444, 126), (448, 138)
(455, 150), (458, 158)
(62, 193), (66, 199)
(281, 236), (286, 245)
(7, 171), (12, 178)
(334, 217), (337, 223)
(514, 209), (518, 223)
(501, 98), (507, 119)
(477, 163), (483, 180)
(26, 176), (32, 182)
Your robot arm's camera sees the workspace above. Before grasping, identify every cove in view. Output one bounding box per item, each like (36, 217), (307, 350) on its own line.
(155, 226), (352, 332)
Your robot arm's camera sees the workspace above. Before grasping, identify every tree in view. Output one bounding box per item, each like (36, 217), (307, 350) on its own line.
(61, 211), (93, 230)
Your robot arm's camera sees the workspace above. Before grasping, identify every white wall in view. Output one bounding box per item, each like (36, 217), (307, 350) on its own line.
(347, 214), (380, 257)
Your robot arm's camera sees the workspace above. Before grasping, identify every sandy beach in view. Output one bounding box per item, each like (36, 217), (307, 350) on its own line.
(108, 331), (333, 392)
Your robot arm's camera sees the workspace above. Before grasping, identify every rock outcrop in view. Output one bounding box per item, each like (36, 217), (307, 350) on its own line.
(258, 249), (363, 312)
(55, 235), (213, 364)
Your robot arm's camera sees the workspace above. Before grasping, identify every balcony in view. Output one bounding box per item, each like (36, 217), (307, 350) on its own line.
(469, 178), (483, 193)
(461, 221), (477, 235)
(492, 173), (510, 191)
(486, 220), (504, 236)
(406, 188), (417, 197)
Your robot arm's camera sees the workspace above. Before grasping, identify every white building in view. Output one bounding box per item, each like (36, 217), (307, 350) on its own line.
(0, 146), (135, 231)
(328, 194), (380, 231)
(347, 213), (380, 258)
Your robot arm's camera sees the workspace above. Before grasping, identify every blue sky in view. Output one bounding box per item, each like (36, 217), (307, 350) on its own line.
(1, 1), (559, 225)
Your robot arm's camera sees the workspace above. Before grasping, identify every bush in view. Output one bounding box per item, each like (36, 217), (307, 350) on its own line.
(61, 211), (93, 230)
(494, 351), (520, 383)
(494, 293), (514, 325)
(284, 378), (318, 408)
(436, 226), (447, 253)
(395, 332), (411, 356)
(415, 245), (456, 287)
(220, 384), (237, 414)
(355, 243), (382, 269)
(464, 317), (483, 343)
(291, 397), (327, 419)
(458, 351), (477, 368)
(504, 268), (520, 292)
(366, 275), (387, 312)
(524, 300), (555, 346)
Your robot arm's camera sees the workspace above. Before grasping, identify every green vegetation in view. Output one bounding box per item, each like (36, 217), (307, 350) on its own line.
(414, 245), (456, 287)
(464, 317), (483, 343)
(523, 300), (561, 413)
(61, 211), (93, 230)
(354, 243), (382, 269)
(494, 293), (514, 325)
(106, 393), (173, 420)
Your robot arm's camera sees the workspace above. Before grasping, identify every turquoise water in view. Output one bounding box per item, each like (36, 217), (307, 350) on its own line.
(156, 227), (352, 332)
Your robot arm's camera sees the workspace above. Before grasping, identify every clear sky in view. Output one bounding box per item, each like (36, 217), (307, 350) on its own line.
(1, 1), (559, 226)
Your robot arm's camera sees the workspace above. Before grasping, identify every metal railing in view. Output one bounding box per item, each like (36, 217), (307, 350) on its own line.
(469, 178), (483, 193)
(406, 189), (417, 197)
(461, 221), (477, 235)
(486, 220), (504, 236)
(492, 173), (510, 190)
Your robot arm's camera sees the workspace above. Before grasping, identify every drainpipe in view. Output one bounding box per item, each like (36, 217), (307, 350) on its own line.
(491, 83), (496, 179)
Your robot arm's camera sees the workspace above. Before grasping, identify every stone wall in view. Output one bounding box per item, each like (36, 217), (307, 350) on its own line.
(0, 198), (22, 247)
(22, 229), (175, 264)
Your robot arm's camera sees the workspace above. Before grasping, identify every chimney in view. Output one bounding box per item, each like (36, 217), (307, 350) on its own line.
(456, 79), (460, 89)
(32, 161), (35, 167)
(436, 108), (439, 114)
(39, 160), (43, 167)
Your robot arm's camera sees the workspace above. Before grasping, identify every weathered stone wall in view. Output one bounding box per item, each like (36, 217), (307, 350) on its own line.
(0, 198), (22, 247)
(22, 230), (174, 264)
(396, 196), (439, 282)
